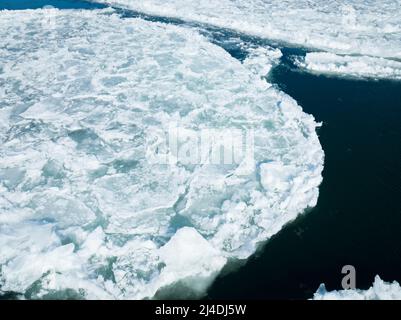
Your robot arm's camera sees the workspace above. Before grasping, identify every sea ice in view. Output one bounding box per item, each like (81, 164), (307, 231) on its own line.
(242, 47), (282, 79)
(93, 0), (401, 59)
(313, 276), (401, 300)
(295, 52), (401, 80)
(94, 0), (401, 78)
(0, 9), (323, 299)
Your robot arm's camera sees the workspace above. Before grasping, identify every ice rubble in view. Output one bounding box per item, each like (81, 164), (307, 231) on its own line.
(0, 9), (323, 299)
(313, 276), (401, 300)
(295, 53), (401, 80)
(242, 47), (282, 79)
(94, 0), (401, 78)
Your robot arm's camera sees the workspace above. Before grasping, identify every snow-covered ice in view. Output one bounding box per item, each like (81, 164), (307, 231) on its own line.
(0, 9), (323, 299)
(313, 276), (401, 300)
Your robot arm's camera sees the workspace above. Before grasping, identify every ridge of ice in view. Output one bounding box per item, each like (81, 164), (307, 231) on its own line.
(0, 9), (323, 299)
(313, 276), (401, 300)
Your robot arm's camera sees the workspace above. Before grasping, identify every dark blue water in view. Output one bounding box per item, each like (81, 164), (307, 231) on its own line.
(1, 0), (401, 300)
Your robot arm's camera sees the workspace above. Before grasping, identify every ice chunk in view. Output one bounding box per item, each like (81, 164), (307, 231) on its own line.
(243, 47), (283, 79)
(313, 276), (401, 300)
(0, 9), (323, 299)
(296, 52), (401, 80)
(157, 227), (227, 296)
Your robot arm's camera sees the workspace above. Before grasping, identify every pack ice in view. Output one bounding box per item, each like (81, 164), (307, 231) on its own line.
(96, 0), (401, 79)
(0, 9), (323, 299)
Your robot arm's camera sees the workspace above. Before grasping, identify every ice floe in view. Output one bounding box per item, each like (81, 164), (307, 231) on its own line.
(295, 52), (401, 80)
(313, 276), (401, 300)
(0, 9), (323, 299)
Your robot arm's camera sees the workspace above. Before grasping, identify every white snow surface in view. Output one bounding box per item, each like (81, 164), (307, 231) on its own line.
(0, 9), (323, 299)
